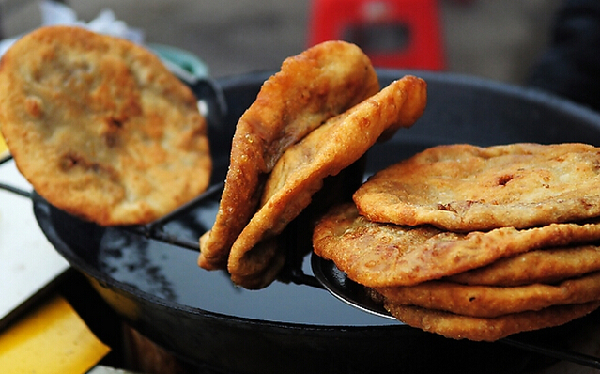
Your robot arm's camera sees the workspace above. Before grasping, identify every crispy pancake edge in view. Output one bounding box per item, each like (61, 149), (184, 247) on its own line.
(0, 25), (211, 226)
(198, 40), (379, 270)
(227, 76), (427, 288)
(354, 143), (600, 231)
(313, 203), (600, 287)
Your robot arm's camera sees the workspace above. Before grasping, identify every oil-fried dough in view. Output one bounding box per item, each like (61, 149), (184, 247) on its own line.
(312, 203), (600, 287)
(448, 244), (600, 286)
(229, 76), (427, 288)
(383, 301), (600, 342)
(199, 40), (379, 270)
(354, 143), (600, 231)
(230, 158), (366, 289)
(0, 26), (210, 226)
(376, 271), (600, 318)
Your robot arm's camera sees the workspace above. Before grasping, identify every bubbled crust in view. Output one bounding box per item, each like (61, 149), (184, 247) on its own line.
(0, 25), (211, 226)
(384, 301), (600, 342)
(354, 143), (600, 231)
(199, 40), (379, 270)
(228, 75), (426, 288)
(312, 203), (600, 287)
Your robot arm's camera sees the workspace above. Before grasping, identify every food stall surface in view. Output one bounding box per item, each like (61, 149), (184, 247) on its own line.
(3, 1), (600, 374)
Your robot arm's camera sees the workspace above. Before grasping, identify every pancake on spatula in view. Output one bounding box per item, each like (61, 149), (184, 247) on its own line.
(0, 25), (210, 226)
(312, 203), (600, 287)
(226, 160), (366, 289)
(448, 244), (600, 287)
(228, 75), (427, 288)
(199, 40), (379, 271)
(383, 301), (600, 342)
(354, 143), (600, 231)
(375, 271), (600, 318)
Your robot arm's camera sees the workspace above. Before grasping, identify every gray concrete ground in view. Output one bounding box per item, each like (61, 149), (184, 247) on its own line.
(1, 0), (561, 84)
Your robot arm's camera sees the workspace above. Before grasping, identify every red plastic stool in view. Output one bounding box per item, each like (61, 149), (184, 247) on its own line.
(308, 0), (445, 70)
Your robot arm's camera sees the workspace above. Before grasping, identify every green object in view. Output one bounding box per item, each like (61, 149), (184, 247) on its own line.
(148, 43), (209, 82)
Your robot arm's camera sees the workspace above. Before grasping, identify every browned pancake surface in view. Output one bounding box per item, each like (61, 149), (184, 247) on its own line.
(448, 244), (600, 286)
(354, 143), (600, 231)
(376, 271), (600, 318)
(199, 40), (379, 270)
(0, 25), (210, 226)
(384, 301), (600, 342)
(313, 203), (600, 287)
(228, 76), (427, 288)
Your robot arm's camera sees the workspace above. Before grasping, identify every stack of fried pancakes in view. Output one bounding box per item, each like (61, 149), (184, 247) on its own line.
(313, 143), (600, 341)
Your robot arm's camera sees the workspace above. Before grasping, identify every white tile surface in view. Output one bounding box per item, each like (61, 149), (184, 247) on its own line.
(0, 160), (69, 321)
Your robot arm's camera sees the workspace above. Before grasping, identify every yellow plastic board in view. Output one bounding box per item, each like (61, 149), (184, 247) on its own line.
(0, 294), (111, 373)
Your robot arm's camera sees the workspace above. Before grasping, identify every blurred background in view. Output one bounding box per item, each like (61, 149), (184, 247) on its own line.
(0, 0), (562, 84)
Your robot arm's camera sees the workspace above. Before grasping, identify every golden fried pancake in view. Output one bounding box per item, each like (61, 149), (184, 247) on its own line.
(230, 158), (366, 289)
(227, 237), (287, 289)
(448, 244), (600, 286)
(0, 25), (210, 226)
(199, 40), (379, 270)
(376, 271), (600, 318)
(383, 301), (600, 342)
(312, 203), (600, 287)
(354, 143), (600, 231)
(228, 76), (427, 288)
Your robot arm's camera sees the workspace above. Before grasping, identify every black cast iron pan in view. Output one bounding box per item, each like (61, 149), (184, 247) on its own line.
(29, 70), (600, 373)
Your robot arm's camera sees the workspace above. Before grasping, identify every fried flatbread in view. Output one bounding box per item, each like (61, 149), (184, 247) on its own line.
(198, 40), (379, 270)
(383, 301), (600, 342)
(230, 157), (366, 289)
(312, 203), (600, 287)
(228, 76), (427, 288)
(0, 25), (210, 226)
(376, 271), (600, 318)
(354, 143), (600, 231)
(448, 244), (600, 287)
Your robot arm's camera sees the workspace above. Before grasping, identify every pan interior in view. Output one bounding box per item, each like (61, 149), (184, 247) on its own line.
(37, 176), (400, 326)
(36, 70), (600, 329)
